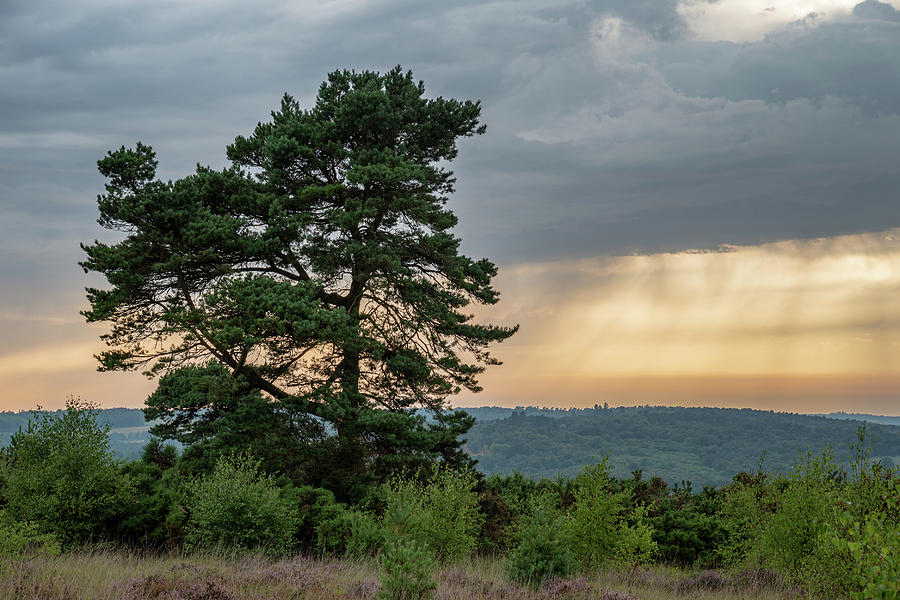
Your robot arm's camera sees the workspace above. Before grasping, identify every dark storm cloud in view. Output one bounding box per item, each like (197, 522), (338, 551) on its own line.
(2, 0), (900, 279)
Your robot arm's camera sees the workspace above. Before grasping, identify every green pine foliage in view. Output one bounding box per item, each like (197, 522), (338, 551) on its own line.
(506, 491), (578, 585)
(376, 537), (438, 600)
(81, 67), (516, 499)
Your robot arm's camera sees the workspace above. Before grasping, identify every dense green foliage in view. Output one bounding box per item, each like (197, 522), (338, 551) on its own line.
(185, 454), (298, 555)
(466, 406), (900, 485)
(376, 537), (437, 600)
(381, 468), (482, 561)
(1, 401), (134, 547)
(0, 512), (61, 560)
(79, 66), (515, 498)
(505, 491), (577, 585)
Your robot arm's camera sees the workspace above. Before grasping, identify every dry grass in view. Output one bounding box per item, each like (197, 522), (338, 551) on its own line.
(0, 551), (803, 600)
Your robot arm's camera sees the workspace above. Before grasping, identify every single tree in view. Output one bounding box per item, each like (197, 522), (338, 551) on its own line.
(81, 67), (516, 495)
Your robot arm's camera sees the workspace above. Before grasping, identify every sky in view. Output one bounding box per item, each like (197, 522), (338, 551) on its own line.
(2, 0), (900, 414)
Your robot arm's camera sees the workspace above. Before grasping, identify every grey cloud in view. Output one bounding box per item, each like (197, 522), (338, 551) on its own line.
(539, 0), (688, 41)
(1, 0), (899, 276)
(656, 17), (900, 116)
(853, 0), (900, 21)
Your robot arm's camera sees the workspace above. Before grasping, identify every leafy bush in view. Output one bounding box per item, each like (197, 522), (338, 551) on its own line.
(716, 473), (771, 568)
(476, 488), (515, 552)
(2, 400), (134, 546)
(118, 451), (189, 550)
(316, 505), (384, 557)
(0, 511), (60, 559)
(648, 485), (725, 567)
(381, 467), (482, 561)
(279, 484), (343, 550)
(614, 504), (658, 566)
(827, 482), (900, 600)
(185, 453), (297, 555)
(564, 460), (657, 568)
(565, 460), (624, 568)
(506, 492), (577, 585)
(758, 449), (838, 580)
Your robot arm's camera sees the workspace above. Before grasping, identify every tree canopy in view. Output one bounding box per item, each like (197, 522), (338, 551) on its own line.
(81, 67), (516, 495)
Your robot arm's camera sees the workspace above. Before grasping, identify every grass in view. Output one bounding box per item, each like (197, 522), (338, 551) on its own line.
(0, 550), (802, 600)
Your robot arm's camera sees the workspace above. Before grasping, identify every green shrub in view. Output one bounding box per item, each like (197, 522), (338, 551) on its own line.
(506, 492), (577, 585)
(381, 467), (482, 561)
(828, 481), (900, 600)
(118, 441), (189, 549)
(716, 474), (771, 568)
(647, 485), (725, 568)
(0, 511), (61, 559)
(316, 506), (384, 557)
(376, 537), (437, 600)
(565, 460), (624, 568)
(2, 400), (134, 547)
(279, 484), (343, 550)
(185, 453), (297, 555)
(614, 504), (658, 566)
(759, 450), (838, 580)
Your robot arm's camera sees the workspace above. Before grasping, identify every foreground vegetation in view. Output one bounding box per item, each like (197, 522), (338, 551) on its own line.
(2, 551), (800, 600)
(1, 402), (898, 599)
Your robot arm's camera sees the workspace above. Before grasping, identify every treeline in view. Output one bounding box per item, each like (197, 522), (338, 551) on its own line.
(1, 402), (898, 598)
(5, 405), (898, 487)
(466, 406), (900, 485)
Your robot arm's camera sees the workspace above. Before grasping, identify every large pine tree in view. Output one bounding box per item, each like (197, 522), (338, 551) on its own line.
(81, 67), (517, 496)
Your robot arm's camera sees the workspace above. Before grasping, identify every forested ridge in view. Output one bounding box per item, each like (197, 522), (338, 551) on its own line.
(464, 405), (900, 486)
(2, 405), (897, 488)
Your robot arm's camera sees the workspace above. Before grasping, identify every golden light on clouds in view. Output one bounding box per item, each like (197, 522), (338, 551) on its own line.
(3, 230), (900, 413)
(458, 229), (900, 414)
(679, 0), (900, 42)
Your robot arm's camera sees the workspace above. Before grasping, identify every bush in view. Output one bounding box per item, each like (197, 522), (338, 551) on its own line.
(828, 482), (900, 600)
(648, 486), (725, 567)
(118, 452), (189, 550)
(279, 484), (343, 550)
(506, 492), (577, 585)
(376, 536), (437, 600)
(316, 506), (384, 557)
(185, 453), (297, 555)
(381, 467), (482, 561)
(565, 460), (624, 568)
(2, 399), (134, 546)
(614, 504), (658, 566)
(0, 511), (60, 559)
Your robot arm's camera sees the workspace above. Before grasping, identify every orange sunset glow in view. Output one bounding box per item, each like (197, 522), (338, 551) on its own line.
(3, 229), (900, 413)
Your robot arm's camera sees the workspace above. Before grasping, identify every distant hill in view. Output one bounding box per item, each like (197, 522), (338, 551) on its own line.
(464, 406), (900, 486)
(2, 405), (898, 486)
(818, 412), (900, 426)
(0, 408), (153, 459)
